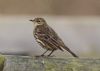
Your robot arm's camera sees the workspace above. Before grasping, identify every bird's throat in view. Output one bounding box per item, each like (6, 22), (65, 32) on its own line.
(34, 22), (43, 27)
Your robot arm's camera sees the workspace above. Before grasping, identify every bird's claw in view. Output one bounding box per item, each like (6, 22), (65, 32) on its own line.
(35, 55), (55, 58)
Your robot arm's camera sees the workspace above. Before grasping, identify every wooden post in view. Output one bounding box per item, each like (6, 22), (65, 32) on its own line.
(2, 55), (100, 71)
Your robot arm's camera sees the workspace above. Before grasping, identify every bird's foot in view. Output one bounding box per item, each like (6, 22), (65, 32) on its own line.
(35, 55), (55, 58)
(35, 55), (44, 57)
(47, 55), (55, 57)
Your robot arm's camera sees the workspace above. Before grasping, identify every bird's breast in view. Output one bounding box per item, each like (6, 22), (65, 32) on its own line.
(35, 26), (48, 34)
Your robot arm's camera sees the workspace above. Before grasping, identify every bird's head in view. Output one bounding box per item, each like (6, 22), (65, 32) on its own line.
(30, 18), (46, 26)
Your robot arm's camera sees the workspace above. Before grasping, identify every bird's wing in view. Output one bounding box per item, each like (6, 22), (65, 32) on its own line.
(36, 33), (64, 51)
(48, 25), (66, 47)
(46, 25), (66, 51)
(35, 25), (64, 51)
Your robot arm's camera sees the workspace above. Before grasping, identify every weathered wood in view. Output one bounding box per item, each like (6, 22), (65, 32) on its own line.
(2, 55), (100, 71)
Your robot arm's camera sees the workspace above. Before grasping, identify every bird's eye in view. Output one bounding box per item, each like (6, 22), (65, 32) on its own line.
(37, 20), (40, 22)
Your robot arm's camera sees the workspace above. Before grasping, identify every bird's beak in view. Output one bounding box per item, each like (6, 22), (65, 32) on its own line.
(29, 19), (35, 22)
(29, 20), (33, 21)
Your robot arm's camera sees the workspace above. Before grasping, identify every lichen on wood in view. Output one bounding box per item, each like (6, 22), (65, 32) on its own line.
(0, 55), (5, 71)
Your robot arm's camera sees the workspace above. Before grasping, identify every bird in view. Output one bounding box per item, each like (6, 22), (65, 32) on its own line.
(30, 18), (78, 58)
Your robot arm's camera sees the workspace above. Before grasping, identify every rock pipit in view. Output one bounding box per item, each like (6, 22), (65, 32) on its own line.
(30, 18), (78, 58)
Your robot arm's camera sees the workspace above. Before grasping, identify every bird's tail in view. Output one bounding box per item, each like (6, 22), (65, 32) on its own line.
(63, 46), (79, 58)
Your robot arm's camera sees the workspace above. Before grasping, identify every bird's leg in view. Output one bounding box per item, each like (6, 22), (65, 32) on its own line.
(41, 49), (49, 56)
(48, 50), (55, 57)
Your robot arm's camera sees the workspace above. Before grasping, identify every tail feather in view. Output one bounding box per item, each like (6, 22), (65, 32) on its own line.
(63, 46), (79, 58)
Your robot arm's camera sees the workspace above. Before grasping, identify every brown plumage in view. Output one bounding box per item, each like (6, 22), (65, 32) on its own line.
(30, 18), (78, 58)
